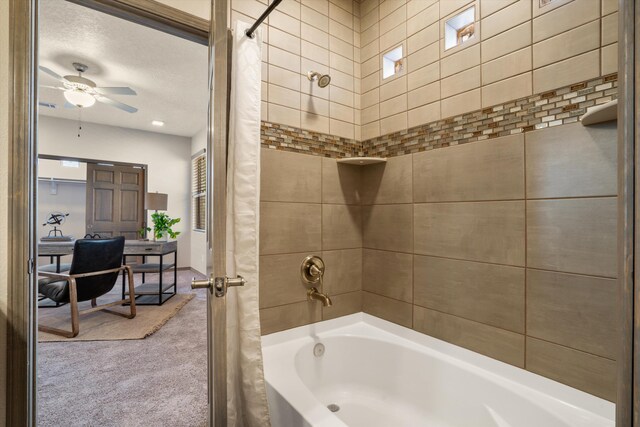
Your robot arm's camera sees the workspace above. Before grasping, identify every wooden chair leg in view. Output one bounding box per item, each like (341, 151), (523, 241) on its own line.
(38, 277), (80, 338)
(98, 266), (136, 319)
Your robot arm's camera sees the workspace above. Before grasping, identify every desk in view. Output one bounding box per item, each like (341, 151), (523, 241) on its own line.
(38, 240), (178, 306)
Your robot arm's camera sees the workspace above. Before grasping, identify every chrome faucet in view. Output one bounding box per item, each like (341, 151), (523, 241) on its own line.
(308, 287), (332, 307)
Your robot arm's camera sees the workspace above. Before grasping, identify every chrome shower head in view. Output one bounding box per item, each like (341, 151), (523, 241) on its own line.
(307, 71), (331, 88)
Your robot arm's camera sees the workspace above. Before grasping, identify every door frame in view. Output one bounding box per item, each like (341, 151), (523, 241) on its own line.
(6, 0), (210, 424)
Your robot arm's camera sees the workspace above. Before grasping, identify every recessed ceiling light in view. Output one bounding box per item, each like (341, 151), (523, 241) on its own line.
(152, 120), (164, 126)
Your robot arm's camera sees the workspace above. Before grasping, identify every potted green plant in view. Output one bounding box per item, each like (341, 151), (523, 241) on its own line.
(140, 212), (181, 241)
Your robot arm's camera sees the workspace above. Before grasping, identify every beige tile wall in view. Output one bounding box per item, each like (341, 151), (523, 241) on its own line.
(360, 122), (618, 401)
(259, 148), (362, 334)
(359, 0), (618, 140)
(231, 0), (361, 140)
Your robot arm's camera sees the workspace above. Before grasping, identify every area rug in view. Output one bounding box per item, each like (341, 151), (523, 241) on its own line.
(38, 293), (195, 342)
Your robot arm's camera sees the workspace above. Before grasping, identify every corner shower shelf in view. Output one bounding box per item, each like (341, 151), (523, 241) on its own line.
(337, 157), (387, 165)
(581, 99), (617, 126)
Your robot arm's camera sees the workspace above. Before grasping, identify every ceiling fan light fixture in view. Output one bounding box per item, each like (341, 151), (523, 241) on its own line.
(63, 89), (95, 108)
(151, 120), (164, 127)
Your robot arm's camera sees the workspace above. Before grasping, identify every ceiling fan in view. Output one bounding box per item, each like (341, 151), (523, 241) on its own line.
(39, 62), (138, 113)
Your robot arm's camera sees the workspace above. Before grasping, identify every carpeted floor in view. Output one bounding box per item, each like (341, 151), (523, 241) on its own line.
(37, 270), (209, 427)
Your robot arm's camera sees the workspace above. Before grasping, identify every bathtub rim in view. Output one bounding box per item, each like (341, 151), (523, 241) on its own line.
(262, 313), (615, 425)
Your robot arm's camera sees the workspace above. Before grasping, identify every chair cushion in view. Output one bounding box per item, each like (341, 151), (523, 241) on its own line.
(38, 263), (71, 273)
(38, 277), (69, 303)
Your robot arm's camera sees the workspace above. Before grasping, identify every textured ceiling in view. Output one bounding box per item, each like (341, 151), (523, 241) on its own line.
(38, 0), (209, 137)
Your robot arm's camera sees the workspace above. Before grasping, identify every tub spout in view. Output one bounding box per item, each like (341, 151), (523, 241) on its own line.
(308, 287), (332, 307)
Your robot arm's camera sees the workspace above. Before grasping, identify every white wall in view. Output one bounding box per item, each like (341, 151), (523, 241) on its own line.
(190, 127), (208, 274)
(39, 116), (193, 267)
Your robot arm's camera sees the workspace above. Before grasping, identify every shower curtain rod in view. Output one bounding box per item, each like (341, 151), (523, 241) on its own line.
(245, 0), (283, 39)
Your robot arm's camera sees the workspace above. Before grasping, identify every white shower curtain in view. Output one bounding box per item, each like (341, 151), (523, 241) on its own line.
(225, 21), (271, 427)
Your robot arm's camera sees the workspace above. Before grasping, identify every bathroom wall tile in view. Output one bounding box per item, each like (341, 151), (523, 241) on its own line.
(531, 0), (572, 18)
(379, 21), (406, 52)
(269, 84), (301, 109)
(526, 269), (617, 359)
(270, 10), (301, 37)
(362, 105), (380, 124)
(260, 252), (310, 308)
(380, 112), (408, 135)
(301, 92), (329, 115)
(379, 94), (408, 119)
(601, 12), (618, 46)
(360, 0), (379, 18)
(480, 0), (518, 18)
(407, 0), (435, 16)
(407, 81), (440, 109)
(379, 3), (406, 35)
(330, 101), (355, 122)
(260, 301), (322, 335)
(361, 7), (379, 32)
(361, 155), (413, 204)
(533, 21), (600, 68)
(407, 41), (439, 72)
(330, 0), (353, 14)
(413, 134), (525, 202)
(532, 50), (600, 93)
(602, 0), (618, 15)
(407, 22), (438, 54)
(363, 249), (413, 302)
(329, 119), (355, 139)
(321, 248), (362, 295)
(322, 157), (362, 205)
(268, 103), (301, 128)
(532, 0), (599, 43)
(408, 62), (440, 91)
(279, 0), (301, 20)
(407, 3), (438, 36)
(527, 198), (617, 278)
(329, 2), (353, 28)
(414, 256), (525, 333)
(322, 204), (362, 250)
(414, 201), (526, 266)
(440, 66), (481, 98)
(407, 101), (440, 128)
(302, 4), (329, 32)
(330, 52), (354, 75)
(362, 72), (381, 94)
(260, 202), (321, 255)
(481, 0), (530, 40)
(441, 89), (481, 118)
(380, 75), (407, 101)
(269, 65), (300, 91)
(261, 149), (321, 202)
(300, 112), (330, 134)
(440, 45), (480, 78)
(322, 291), (362, 320)
(481, 21), (531, 63)
(301, 22), (329, 49)
(414, 306), (525, 367)
(269, 26), (301, 55)
(362, 204), (413, 253)
(481, 72), (532, 107)
(481, 47), (531, 85)
(525, 122), (617, 199)
(363, 291), (413, 327)
(361, 55), (379, 78)
(439, 0), (475, 18)
(526, 337), (616, 402)
(362, 121), (381, 140)
(301, 40), (330, 65)
(329, 19), (354, 44)
(601, 43), (618, 75)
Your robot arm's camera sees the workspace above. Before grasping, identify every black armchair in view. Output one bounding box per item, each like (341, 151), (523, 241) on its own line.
(38, 237), (136, 338)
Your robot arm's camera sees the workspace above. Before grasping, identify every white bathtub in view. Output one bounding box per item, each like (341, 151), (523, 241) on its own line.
(262, 313), (614, 427)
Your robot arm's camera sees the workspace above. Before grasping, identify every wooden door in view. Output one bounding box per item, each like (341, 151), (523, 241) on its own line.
(86, 163), (145, 240)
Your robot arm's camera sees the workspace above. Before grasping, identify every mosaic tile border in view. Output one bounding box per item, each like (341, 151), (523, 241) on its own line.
(363, 74), (618, 158)
(260, 74), (618, 159)
(260, 122), (363, 158)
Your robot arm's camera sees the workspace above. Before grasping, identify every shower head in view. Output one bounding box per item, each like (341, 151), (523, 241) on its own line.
(307, 71), (331, 88)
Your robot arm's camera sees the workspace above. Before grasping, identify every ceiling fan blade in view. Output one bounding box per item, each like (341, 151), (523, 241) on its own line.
(95, 95), (138, 113)
(95, 87), (137, 96)
(39, 101), (57, 109)
(39, 66), (67, 83)
(64, 102), (77, 109)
